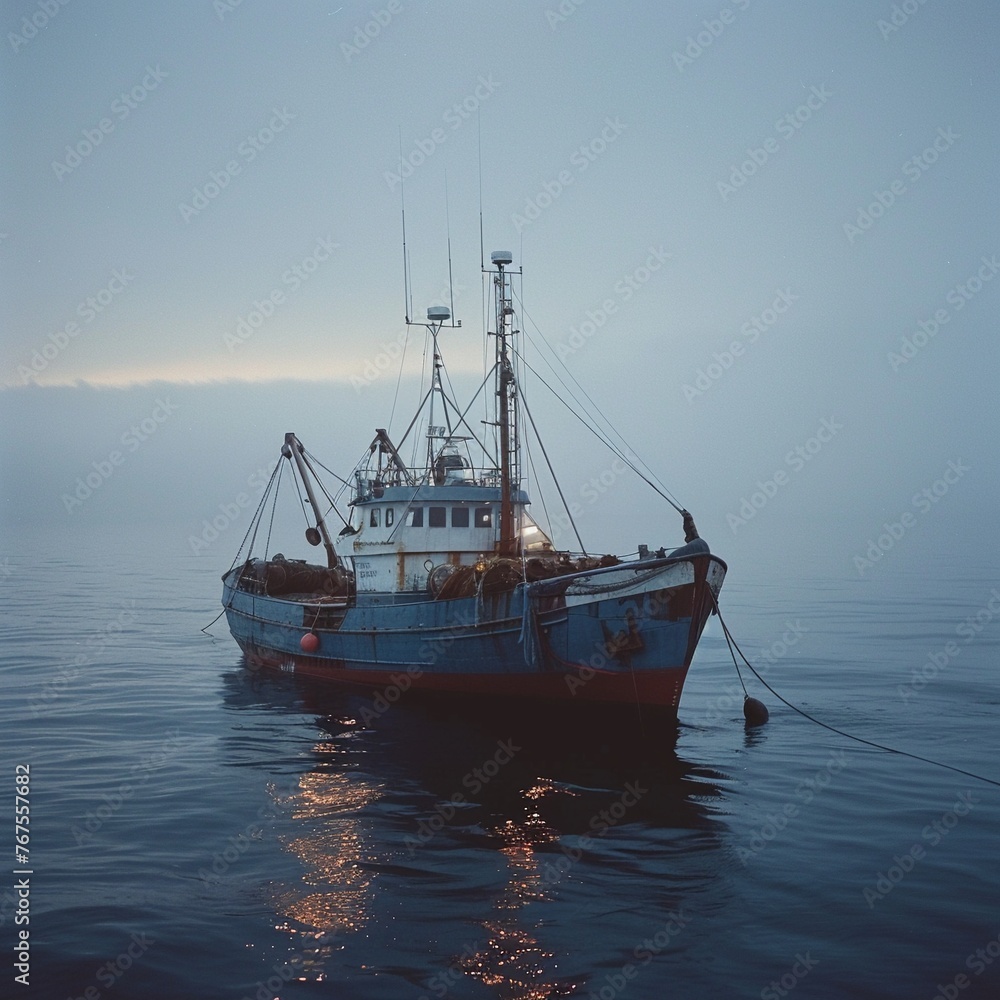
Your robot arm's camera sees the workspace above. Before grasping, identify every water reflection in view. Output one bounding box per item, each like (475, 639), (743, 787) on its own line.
(220, 666), (728, 996)
(277, 769), (378, 933)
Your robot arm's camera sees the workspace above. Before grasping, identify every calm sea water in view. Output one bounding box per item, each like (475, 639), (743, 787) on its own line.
(3, 526), (998, 1000)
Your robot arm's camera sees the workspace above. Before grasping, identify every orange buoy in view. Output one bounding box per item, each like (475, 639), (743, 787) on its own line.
(300, 631), (320, 653)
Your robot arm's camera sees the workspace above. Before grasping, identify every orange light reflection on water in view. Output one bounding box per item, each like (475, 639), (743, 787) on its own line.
(461, 795), (579, 1000)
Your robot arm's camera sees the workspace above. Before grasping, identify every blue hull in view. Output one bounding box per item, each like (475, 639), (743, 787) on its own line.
(222, 550), (726, 710)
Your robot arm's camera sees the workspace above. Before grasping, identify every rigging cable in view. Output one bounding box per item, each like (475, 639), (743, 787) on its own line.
(510, 341), (685, 515)
(518, 388), (587, 555)
(301, 447), (353, 489)
(711, 593), (1000, 790)
(399, 128), (412, 323)
(204, 455), (284, 633)
(411, 326), (433, 469)
(445, 170), (456, 324)
(263, 459), (283, 560)
(513, 291), (686, 512)
(223, 454), (283, 576)
(399, 368), (498, 476)
(521, 444), (552, 550)
(388, 320), (410, 434)
(525, 323), (679, 506)
(522, 331), (683, 512)
(291, 457), (314, 532)
(299, 447), (352, 529)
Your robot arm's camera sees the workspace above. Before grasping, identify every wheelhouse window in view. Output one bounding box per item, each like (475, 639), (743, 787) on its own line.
(406, 508), (423, 527)
(429, 506), (447, 528)
(369, 507), (380, 527)
(451, 506), (470, 528)
(385, 508), (394, 527)
(475, 507), (492, 528)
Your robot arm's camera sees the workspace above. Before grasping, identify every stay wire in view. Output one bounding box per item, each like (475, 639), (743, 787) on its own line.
(510, 342), (685, 514)
(388, 322), (409, 434)
(710, 594), (1000, 790)
(204, 455), (283, 633)
(717, 605), (749, 699)
(224, 454), (283, 575)
(518, 387), (587, 555)
(513, 290), (685, 511)
(299, 448), (351, 529)
(292, 459), (313, 531)
(264, 459), (283, 560)
(521, 442), (552, 548)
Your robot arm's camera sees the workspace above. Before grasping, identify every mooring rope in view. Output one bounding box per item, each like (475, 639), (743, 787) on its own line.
(710, 593), (1000, 789)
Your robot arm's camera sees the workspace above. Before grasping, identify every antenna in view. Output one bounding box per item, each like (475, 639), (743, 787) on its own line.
(477, 112), (485, 272)
(445, 171), (455, 324)
(399, 128), (412, 324)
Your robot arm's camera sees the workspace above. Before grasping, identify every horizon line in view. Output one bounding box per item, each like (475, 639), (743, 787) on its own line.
(0, 372), (425, 392)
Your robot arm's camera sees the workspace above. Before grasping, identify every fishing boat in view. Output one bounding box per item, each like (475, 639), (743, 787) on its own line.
(221, 248), (727, 714)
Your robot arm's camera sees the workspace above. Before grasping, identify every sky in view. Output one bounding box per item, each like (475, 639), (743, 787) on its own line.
(2, 0), (998, 580)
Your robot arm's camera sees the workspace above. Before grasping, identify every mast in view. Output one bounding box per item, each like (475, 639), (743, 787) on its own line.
(490, 251), (519, 556)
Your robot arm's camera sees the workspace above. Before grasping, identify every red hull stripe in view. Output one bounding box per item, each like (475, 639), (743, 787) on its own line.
(239, 642), (688, 709)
